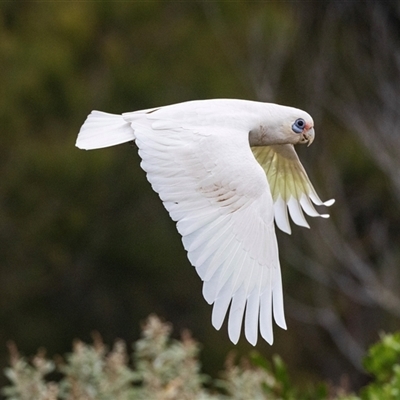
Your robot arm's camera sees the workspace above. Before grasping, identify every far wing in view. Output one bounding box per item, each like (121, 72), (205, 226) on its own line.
(128, 117), (286, 345)
(252, 145), (334, 234)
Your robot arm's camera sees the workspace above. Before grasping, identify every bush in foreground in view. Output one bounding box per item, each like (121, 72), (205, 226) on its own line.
(2, 316), (400, 399)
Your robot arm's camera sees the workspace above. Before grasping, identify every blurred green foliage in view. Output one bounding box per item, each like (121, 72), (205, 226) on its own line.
(361, 333), (400, 399)
(3, 316), (400, 400)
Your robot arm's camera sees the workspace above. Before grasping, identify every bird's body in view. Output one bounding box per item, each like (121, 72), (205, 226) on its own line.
(76, 99), (333, 346)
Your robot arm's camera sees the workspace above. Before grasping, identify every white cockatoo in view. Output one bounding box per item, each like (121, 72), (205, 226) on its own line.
(76, 99), (334, 346)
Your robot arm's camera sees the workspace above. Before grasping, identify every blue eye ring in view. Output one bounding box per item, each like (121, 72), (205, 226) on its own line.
(292, 118), (306, 134)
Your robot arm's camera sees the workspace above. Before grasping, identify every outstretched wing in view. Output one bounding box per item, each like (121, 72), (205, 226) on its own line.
(126, 115), (286, 345)
(252, 145), (334, 234)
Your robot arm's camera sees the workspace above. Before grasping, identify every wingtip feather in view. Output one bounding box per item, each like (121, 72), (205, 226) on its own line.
(324, 198), (335, 206)
(273, 196), (292, 234)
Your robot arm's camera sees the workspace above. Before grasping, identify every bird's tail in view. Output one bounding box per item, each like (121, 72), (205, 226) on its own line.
(76, 111), (135, 150)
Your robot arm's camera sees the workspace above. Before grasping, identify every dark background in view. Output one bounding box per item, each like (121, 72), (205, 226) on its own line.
(1, 0), (400, 392)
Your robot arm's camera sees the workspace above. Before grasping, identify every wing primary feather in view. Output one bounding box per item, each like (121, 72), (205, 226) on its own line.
(273, 196), (291, 234)
(244, 282), (261, 346)
(194, 231), (237, 282)
(287, 197), (310, 228)
(229, 237), (252, 295)
(189, 218), (234, 267)
(228, 285), (247, 344)
(324, 198), (335, 206)
(211, 277), (234, 330)
(184, 214), (231, 252)
(202, 243), (240, 304)
(299, 193), (321, 217)
(202, 240), (243, 303)
(272, 265), (287, 329)
(259, 269), (274, 345)
(309, 191), (333, 207)
(203, 272), (221, 305)
(286, 163), (310, 228)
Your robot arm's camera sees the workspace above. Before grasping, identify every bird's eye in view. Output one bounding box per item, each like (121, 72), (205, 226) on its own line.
(292, 118), (305, 134)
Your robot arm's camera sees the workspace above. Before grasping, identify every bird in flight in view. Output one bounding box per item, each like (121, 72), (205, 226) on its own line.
(76, 99), (334, 346)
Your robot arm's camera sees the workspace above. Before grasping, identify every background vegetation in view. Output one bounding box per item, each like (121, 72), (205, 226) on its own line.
(3, 316), (400, 399)
(1, 0), (400, 395)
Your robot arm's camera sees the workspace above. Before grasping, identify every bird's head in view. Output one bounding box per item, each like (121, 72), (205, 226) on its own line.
(275, 106), (315, 146)
(249, 105), (315, 147)
(290, 115), (314, 147)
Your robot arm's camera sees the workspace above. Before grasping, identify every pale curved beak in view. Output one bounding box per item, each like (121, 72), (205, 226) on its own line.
(303, 127), (315, 147)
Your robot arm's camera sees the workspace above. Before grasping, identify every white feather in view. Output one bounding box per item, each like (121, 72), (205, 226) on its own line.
(272, 265), (287, 329)
(299, 193), (321, 217)
(260, 272), (274, 345)
(203, 240), (242, 290)
(228, 285), (247, 344)
(212, 276), (234, 330)
(76, 111), (134, 150)
(273, 196), (291, 234)
(245, 285), (261, 346)
(287, 197), (310, 228)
